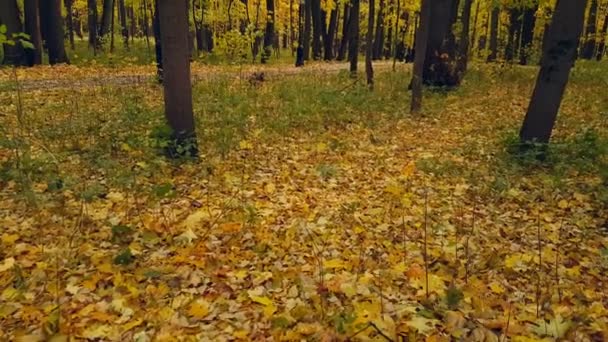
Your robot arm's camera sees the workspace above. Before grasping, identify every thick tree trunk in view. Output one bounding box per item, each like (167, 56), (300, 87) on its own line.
(158, 0), (197, 157)
(581, 0), (598, 59)
(303, 0), (312, 59)
(311, 0), (323, 59)
(337, 2), (350, 60)
(0, 0), (28, 66)
(119, 0), (129, 48)
(348, 0), (360, 74)
(100, 0), (115, 39)
(372, 0), (385, 59)
(596, 13), (608, 60)
(519, 4), (538, 65)
(519, 0), (587, 149)
(87, 0), (99, 52)
(324, 8), (338, 60)
(422, 0), (460, 87)
(23, 0), (43, 66)
(411, 0), (430, 113)
(65, 0), (76, 49)
(366, 0), (374, 88)
(261, 0), (275, 63)
(487, 5), (499, 61)
(40, 0), (69, 64)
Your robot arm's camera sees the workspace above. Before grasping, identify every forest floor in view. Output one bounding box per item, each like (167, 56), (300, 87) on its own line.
(0, 61), (607, 341)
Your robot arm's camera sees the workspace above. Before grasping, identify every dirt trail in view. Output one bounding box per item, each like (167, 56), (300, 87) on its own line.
(0, 61), (405, 92)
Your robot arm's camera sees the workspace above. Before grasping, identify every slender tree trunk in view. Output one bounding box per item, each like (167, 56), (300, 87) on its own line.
(40, 0), (69, 64)
(470, 0), (480, 54)
(303, 0), (312, 59)
(487, 4), (499, 61)
(596, 13), (608, 60)
(158, 0), (197, 157)
(87, 0), (99, 53)
(142, 0), (151, 50)
(261, 0), (275, 63)
(0, 0), (28, 66)
(290, 0), (295, 53)
(337, 2), (350, 60)
(119, 0), (129, 48)
(348, 0), (360, 74)
(505, 7), (522, 62)
(391, 0), (400, 68)
(457, 0), (473, 74)
(519, 0), (587, 149)
(24, 0), (43, 66)
(110, 0), (116, 52)
(366, 0), (374, 88)
(311, 0), (323, 59)
(322, 8), (338, 60)
(100, 0), (115, 39)
(411, 0), (430, 114)
(519, 4), (538, 65)
(153, 0), (163, 80)
(581, 0), (598, 59)
(65, 0), (76, 49)
(372, 0), (385, 59)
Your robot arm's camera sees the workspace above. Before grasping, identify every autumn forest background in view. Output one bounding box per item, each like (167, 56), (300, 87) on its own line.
(1, 0), (608, 340)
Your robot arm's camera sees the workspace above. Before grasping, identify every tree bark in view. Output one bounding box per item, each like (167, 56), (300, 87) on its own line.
(100, 0), (115, 39)
(457, 0), (473, 75)
(487, 4), (499, 61)
(119, 0), (129, 48)
(348, 0), (360, 74)
(324, 8), (338, 60)
(261, 0), (275, 63)
(372, 0), (385, 59)
(422, 0), (459, 87)
(366, 0), (374, 88)
(158, 0), (197, 157)
(40, 0), (69, 64)
(87, 0), (99, 52)
(0, 0), (28, 66)
(519, 0), (587, 149)
(469, 0), (480, 54)
(303, 0), (312, 59)
(519, 4), (538, 65)
(153, 0), (163, 80)
(311, 0), (323, 59)
(337, 2), (350, 60)
(505, 7), (522, 62)
(411, 0), (430, 114)
(24, 0), (43, 66)
(581, 0), (598, 59)
(65, 0), (76, 49)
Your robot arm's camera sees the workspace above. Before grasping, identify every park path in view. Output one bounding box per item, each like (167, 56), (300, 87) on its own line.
(0, 60), (405, 92)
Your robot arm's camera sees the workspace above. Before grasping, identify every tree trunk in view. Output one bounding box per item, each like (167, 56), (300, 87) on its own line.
(87, 0), (99, 52)
(311, 0), (323, 59)
(100, 0), (115, 39)
(261, 0), (275, 63)
(469, 0), (480, 54)
(0, 0), (28, 66)
(142, 0), (151, 50)
(153, 0), (163, 80)
(391, 0), (400, 68)
(581, 0), (598, 59)
(456, 0), (473, 75)
(110, 0), (116, 52)
(119, 0), (129, 48)
(372, 0), (385, 59)
(324, 8), (338, 60)
(158, 0), (197, 158)
(487, 4), (499, 61)
(366, 0), (374, 88)
(303, 0), (312, 59)
(40, 0), (69, 64)
(519, 0), (587, 149)
(505, 7), (522, 62)
(337, 2), (350, 60)
(596, 13), (608, 60)
(23, 0), (43, 66)
(411, 0), (430, 113)
(422, 0), (460, 87)
(348, 0), (360, 74)
(519, 4), (538, 65)
(65, 0), (76, 49)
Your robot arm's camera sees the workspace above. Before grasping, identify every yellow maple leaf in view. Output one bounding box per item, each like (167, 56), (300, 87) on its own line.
(1, 233), (19, 245)
(323, 258), (344, 269)
(489, 282), (505, 294)
(187, 300), (210, 320)
(0, 257), (15, 272)
(401, 162), (416, 179)
(239, 140), (253, 150)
